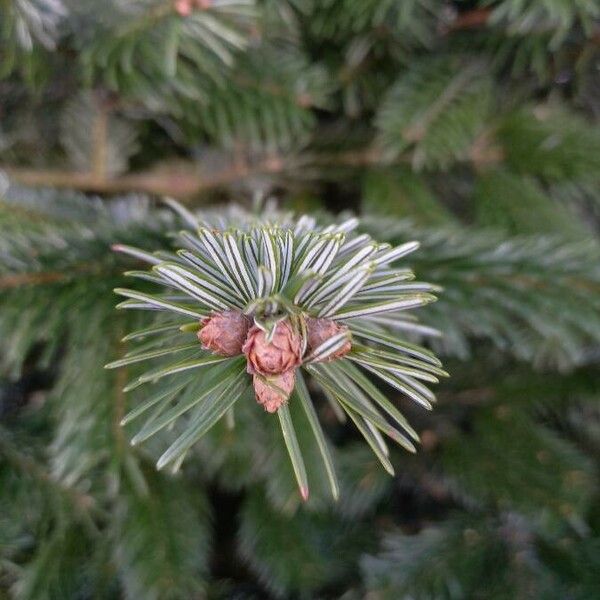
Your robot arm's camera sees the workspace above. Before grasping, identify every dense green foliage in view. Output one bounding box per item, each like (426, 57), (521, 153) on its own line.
(1, 1), (600, 599)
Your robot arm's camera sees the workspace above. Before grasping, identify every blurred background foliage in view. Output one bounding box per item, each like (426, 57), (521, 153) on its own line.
(1, 0), (600, 598)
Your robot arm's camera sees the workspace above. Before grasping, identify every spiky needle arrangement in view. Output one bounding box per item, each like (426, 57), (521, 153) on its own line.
(107, 204), (446, 500)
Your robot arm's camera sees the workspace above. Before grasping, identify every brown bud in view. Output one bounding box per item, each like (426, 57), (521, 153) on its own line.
(242, 321), (302, 376)
(253, 370), (295, 413)
(198, 310), (250, 356)
(306, 317), (351, 362)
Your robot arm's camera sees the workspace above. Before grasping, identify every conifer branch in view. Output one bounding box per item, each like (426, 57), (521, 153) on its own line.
(0, 429), (102, 527)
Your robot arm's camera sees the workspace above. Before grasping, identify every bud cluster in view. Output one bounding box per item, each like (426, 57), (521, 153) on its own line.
(198, 311), (351, 412)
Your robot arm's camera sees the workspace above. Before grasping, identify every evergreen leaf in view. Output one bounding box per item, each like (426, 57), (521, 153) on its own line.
(277, 403), (309, 501)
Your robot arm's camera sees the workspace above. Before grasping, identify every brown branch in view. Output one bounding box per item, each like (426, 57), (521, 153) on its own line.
(0, 264), (102, 290)
(321, 147), (385, 167)
(2, 142), (510, 199)
(0, 158), (288, 198)
(446, 7), (600, 43)
(1, 166), (202, 197)
(447, 8), (492, 32)
(0, 149), (393, 198)
(0, 271), (70, 289)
